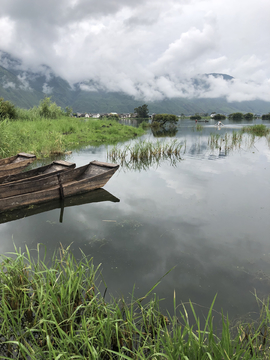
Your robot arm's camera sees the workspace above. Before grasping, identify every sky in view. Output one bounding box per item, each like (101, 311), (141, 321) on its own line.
(0, 0), (270, 102)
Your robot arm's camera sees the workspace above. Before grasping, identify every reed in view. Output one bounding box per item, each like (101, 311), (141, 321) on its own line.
(0, 118), (144, 158)
(1, 246), (270, 359)
(208, 132), (247, 152)
(242, 124), (270, 137)
(107, 139), (183, 170)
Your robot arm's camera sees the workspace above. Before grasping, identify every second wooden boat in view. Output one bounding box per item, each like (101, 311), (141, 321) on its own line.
(0, 161), (119, 211)
(0, 159), (76, 185)
(0, 153), (37, 177)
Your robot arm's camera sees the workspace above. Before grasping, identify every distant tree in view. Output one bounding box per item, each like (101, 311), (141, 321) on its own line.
(134, 104), (149, 118)
(65, 106), (73, 117)
(228, 112), (243, 120)
(190, 115), (201, 120)
(38, 97), (63, 119)
(151, 114), (178, 127)
(213, 114), (226, 120)
(262, 113), (270, 120)
(0, 97), (17, 120)
(108, 114), (119, 120)
(243, 113), (254, 120)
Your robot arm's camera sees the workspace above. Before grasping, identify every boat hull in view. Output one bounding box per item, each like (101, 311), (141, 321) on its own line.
(0, 153), (36, 177)
(0, 160), (76, 198)
(0, 161), (119, 211)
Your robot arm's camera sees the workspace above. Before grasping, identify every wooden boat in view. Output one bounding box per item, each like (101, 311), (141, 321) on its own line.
(0, 161), (119, 211)
(0, 153), (37, 177)
(0, 188), (120, 224)
(0, 159), (76, 185)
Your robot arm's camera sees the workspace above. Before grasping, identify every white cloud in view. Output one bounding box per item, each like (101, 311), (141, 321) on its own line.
(0, 0), (270, 102)
(3, 81), (16, 89)
(17, 73), (32, 91)
(42, 83), (53, 94)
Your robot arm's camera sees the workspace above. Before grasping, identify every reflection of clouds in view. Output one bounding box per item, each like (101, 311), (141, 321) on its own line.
(0, 127), (270, 320)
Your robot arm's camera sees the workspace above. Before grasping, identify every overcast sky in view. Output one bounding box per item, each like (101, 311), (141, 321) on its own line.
(0, 0), (270, 101)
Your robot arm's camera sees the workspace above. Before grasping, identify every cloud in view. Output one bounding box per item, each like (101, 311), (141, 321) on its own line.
(0, 0), (270, 102)
(17, 74), (32, 91)
(42, 83), (53, 94)
(3, 81), (16, 89)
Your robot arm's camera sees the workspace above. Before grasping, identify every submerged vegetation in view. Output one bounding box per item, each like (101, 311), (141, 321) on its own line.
(242, 124), (270, 137)
(107, 139), (183, 170)
(208, 131), (246, 152)
(1, 246), (270, 359)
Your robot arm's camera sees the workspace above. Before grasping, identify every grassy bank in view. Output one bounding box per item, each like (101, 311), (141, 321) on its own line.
(0, 117), (144, 159)
(1, 246), (270, 359)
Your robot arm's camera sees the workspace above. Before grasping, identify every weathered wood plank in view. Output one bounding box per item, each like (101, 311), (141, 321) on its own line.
(0, 161), (119, 211)
(0, 153), (37, 177)
(0, 161), (75, 184)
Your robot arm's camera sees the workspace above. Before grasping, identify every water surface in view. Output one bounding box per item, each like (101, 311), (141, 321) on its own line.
(1, 117), (270, 321)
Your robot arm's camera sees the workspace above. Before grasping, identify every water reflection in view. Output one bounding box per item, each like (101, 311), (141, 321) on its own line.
(0, 118), (270, 322)
(0, 189), (120, 224)
(151, 127), (178, 138)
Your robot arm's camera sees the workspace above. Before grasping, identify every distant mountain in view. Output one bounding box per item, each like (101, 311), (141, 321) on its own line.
(0, 50), (270, 115)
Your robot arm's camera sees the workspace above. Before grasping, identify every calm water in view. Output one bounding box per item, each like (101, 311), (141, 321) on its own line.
(1, 118), (270, 321)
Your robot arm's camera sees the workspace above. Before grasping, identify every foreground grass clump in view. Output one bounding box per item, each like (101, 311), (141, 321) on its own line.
(0, 117), (144, 158)
(1, 246), (270, 359)
(242, 124), (270, 137)
(107, 139), (183, 170)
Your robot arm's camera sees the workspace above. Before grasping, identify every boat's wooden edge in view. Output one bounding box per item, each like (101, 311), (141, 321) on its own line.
(18, 153), (37, 159)
(53, 160), (76, 167)
(90, 160), (119, 168)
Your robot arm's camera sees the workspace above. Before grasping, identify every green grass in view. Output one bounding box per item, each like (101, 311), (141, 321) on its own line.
(0, 117), (145, 159)
(208, 132), (244, 151)
(242, 124), (270, 137)
(1, 246), (270, 359)
(107, 139), (183, 170)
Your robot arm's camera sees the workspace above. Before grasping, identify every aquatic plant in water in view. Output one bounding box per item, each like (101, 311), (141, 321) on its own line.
(107, 139), (183, 170)
(208, 131), (254, 154)
(242, 124), (270, 137)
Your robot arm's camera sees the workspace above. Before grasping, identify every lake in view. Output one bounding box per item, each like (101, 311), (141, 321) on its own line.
(1, 117), (270, 323)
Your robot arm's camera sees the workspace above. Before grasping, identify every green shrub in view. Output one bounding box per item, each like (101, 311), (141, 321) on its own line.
(38, 97), (63, 119)
(244, 112), (254, 119)
(190, 115), (201, 120)
(262, 113), (270, 120)
(228, 112), (244, 120)
(213, 114), (226, 120)
(0, 98), (17, 119)
(152, 114), (178, 126)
